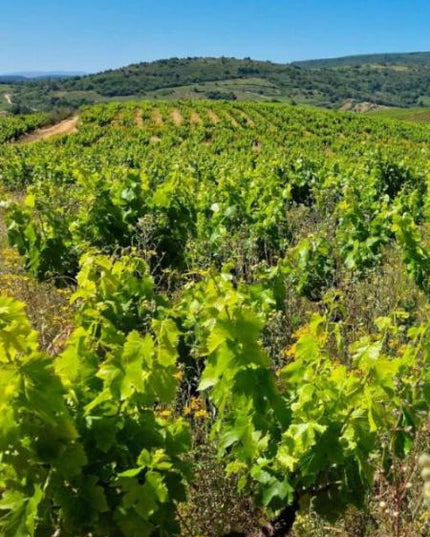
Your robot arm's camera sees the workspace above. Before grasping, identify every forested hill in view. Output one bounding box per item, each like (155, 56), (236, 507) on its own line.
(293, 51), (430, 68)
(6, 53), (430, 112)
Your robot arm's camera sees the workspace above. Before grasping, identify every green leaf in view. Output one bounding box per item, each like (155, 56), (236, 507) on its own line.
(0, 486), (43, 537)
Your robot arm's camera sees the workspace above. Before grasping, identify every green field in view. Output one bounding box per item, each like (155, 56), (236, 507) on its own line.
(144, 77), (285, 101)
(370, 106), (430, 122)
(2, 101), (430, 537)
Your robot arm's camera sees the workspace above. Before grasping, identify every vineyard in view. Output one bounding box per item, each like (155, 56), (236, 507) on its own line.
(2, 101), (430, 537)
(0, 113), (50, 144)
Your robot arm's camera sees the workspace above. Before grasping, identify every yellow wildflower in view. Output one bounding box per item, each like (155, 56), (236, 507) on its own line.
(173, 371), (183, 381)
(194, 409), (210, 419)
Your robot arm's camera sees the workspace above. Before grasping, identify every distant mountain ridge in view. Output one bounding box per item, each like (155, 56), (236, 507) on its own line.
(5, 52), (430, 111)
(0, 71), (86, 81)
(293, 51), (430, 68)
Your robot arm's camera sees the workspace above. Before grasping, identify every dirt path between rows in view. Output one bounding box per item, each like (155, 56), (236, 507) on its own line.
(17, 115), (79, 143)
(207, 110), (219, 124)
(171, 109), (183, 126)
(135, 109), (144, 127)
(151, 109), (164, 126)
(190, 111), (201, 125)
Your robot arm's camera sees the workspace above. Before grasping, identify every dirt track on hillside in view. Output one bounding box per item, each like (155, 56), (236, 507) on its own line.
(18, 115), (79, 143)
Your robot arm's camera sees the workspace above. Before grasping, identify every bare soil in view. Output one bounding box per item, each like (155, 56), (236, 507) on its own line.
(224, 112), (239, 127)
(171, 109), (184, 126)
(151, 109), (164, 125)
(340, 100), (388, 113)
(135, 110), (144, 127)
(17, 116), (79, 143)
(207, 110), (220, 124)
(190, 112), (201, 125)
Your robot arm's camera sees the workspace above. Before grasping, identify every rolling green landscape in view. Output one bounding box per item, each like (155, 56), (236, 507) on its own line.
(4, 22), (430, 535)
(3, 52), (430, 113)
(2, 98), (430, 536)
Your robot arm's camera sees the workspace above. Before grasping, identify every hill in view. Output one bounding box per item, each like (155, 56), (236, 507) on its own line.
(0, 72), (86, 85)
(5, 53), (430, 112)
(293, 50), (430, 68)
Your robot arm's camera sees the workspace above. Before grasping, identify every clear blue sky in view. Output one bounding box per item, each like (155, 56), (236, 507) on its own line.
(1, 0), (430, 73)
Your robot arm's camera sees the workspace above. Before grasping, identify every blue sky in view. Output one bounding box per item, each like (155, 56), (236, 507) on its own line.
(1, 0), (430, 73)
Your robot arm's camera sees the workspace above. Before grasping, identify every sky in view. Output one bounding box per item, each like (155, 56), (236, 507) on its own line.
(1, 0), (430, 74)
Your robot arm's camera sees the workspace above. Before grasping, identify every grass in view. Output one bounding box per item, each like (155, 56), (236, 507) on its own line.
(0, 195), (74, 351)
(51, 89), (105, 101)
(0, 84), (13, 112)
(5, 77), (316, 109)
(142, 78), (285, 101)
(370, 106), (430, 123)
(25, 79), (289, 106)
